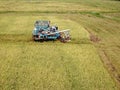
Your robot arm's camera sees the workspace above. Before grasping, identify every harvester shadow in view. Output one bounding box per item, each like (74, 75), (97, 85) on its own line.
(0, 34), (92, 45)
(30, 38), (92, 45)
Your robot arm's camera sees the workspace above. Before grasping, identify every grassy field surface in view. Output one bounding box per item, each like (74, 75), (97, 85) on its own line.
(0, 0), (120, 90)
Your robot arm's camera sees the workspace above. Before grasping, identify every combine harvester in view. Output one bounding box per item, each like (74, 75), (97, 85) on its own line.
(32, 20), (71, 42)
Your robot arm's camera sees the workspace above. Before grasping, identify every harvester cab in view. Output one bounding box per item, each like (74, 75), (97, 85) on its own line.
(32, 20), (70, 42)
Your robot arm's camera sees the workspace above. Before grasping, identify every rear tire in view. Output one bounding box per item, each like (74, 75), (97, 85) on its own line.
(32, 35), (38, 41)
(32, 35), (35, 41)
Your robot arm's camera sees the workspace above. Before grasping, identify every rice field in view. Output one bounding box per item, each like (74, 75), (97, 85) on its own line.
(0, 0), (120, 90)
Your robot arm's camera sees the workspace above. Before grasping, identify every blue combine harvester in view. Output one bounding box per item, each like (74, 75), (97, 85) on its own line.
(32, 20), (70, 42)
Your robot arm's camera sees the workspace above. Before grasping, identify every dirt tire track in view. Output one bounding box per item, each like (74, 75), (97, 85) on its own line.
(98, 50), (120, 88)
(87, 28), (120, 88)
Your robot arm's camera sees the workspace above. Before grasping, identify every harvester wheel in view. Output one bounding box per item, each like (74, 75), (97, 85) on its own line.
(32, 35), (38, 41)
(32, 35), (35, 41)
